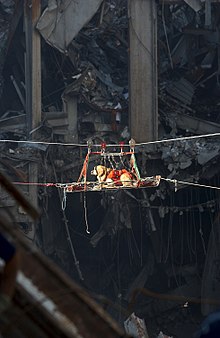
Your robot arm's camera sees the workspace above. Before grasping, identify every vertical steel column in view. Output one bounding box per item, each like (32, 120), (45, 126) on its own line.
(24, 0), (41, 147)
(128, 0), (158, 142)
(24, 0), (41, 240)
(24, 0), (32, 133)
(31, 0), (41, 131)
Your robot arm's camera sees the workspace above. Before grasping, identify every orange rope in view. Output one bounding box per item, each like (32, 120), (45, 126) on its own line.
(77, 154), (89, 183)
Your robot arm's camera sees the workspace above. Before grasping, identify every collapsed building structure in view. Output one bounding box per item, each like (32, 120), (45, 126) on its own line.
(1, 0), (220, 337)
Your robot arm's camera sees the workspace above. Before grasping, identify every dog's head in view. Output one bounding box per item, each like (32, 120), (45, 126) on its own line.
(91, 166), (99, 176)
(91, 165), (111, 181)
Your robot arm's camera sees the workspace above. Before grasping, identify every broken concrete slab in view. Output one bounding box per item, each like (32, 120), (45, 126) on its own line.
(184, 0), (202, 12)
(166, 78), (195, 105)
(179, 158), (192, 169)
(197, 147), (219, 165)
(37, 0), (103, 52)
(168, 112), (220, 135)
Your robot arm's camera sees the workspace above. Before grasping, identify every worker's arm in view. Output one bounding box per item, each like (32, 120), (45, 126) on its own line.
(0, 233), (20, 313)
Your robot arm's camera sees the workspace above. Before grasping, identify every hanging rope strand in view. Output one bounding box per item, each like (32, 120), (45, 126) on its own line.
(50, 156), (84, 280)
(82, 150), (91, 234)
(84, 193), (90, 234)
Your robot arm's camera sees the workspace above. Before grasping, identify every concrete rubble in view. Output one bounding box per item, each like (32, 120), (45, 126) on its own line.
(124, 313), (149, 338)
(1, 0), (220, 337)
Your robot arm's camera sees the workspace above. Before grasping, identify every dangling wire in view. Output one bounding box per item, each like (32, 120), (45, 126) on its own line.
(50, 155), (84, 280)
(119, 153), (128, 170)
(137, 201), (143, 267)
(108, 155), (115, 170)
(62, 188), (67, 210)
(199, 207), (207, 255)
(111, 154), (116, 168)
(84, 193), (90, 234)
(101, 154), (107, 167)
(82, 146), (91, 234)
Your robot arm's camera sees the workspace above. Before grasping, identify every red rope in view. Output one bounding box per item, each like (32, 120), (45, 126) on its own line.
(12, 182), (56, 187)
(77, 153), (89, 183)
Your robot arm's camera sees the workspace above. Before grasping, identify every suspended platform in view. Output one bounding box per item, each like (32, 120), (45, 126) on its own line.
(63, 139), (161, 193)
(64, 175), (161, 192)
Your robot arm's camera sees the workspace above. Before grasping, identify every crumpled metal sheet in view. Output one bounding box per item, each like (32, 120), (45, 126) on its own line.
(184, 0), (202, 12)
(37, 0), (103, 53)
(166, 78), (195, 105)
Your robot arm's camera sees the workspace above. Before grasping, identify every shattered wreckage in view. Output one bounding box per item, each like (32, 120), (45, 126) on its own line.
(1, 0), (220, 337)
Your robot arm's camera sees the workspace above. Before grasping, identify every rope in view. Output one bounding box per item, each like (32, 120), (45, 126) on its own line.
(77, 154), (89, 183)
(11, 177), (220, 192)
(79, 151), (91, 234)
(161, 177), (220, 191)
(12, 181), (57, 187)
(84, 194), (90, 234)
(136, 132), (220, 146)
(62, 189), (67, 211)
(130, 154), (141, 180)
(0, 139), (88, 147)
(62, 210), (84, 281)
(2, 131), (220, 148)
(51, 156), (84, 281)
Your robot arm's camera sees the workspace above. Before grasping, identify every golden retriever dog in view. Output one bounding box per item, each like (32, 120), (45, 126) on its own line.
(91, 165), (112, 183)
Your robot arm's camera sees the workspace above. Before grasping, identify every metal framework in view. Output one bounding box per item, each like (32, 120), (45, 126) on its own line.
(62, 140), (161, 193)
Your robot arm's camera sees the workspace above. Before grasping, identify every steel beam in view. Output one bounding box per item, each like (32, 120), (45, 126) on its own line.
(0, 217), (130, 338)
(24, 0), (41, 240)
(129, 0), (158, 143)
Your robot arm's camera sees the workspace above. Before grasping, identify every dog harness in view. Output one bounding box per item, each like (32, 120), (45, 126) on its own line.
(107, 169), (133, 183)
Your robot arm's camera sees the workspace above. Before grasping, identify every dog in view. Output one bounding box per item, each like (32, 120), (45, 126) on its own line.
(91, 165), (112, 183)
(91, 165), (134, 188)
